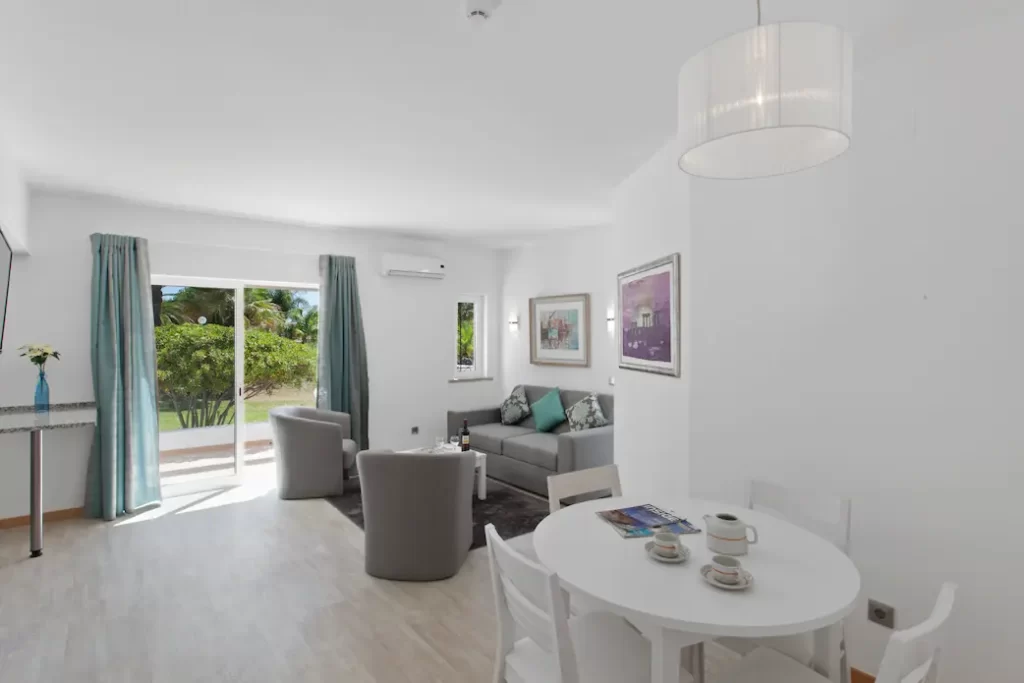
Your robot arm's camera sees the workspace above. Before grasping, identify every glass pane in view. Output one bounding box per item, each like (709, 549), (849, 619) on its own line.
(153, 285), (237, 487)
(457, 301), (475, 373)
(244, 288), (319, 482)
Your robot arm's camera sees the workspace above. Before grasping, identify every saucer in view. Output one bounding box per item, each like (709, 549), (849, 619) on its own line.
(700, 564), (754, 590)
(645, 541), (690, 564)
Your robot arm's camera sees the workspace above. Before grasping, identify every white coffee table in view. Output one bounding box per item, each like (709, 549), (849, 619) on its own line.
(401, 446), (487, 500)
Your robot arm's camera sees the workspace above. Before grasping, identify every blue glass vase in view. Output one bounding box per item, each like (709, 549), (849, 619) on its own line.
(34, 369), (50, 413)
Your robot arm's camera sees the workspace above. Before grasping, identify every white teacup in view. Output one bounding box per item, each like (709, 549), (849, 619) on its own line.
(710, 554), (743, 585)
(652, 532), (683, 558)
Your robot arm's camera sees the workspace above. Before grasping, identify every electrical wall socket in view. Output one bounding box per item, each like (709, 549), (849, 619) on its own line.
(411, 426), (419, 435)
(868, 599), (895, 628)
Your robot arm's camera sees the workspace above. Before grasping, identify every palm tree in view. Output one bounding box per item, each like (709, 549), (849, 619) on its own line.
(162, 287), (285, 331)
(159, 299), (189, 326)
(268, 289), (307, 316)
(242, 289), (286, 332)
(291, 308), (319, 344)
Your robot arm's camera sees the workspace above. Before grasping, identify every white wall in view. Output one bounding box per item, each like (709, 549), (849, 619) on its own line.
(500, 225), (617, 396)
(0, 189), (504, 518)
(610, 144), (692, 500)
(613, 10), (1022, 682)
(0, 141), (27, 252)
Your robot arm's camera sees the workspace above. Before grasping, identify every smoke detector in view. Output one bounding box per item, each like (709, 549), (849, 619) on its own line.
(464, 0), (502, 25)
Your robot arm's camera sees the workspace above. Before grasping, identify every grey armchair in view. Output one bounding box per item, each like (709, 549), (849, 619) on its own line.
(269, 406), (359, 499)
(357, 449), (476, 581)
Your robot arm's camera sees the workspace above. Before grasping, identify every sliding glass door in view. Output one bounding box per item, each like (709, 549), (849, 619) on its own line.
(152, 280), (246, 494)
(151, 278), (320, 494)
(240, 287), (319, 482)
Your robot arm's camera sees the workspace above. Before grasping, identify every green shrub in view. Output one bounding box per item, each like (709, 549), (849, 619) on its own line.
(156, 324), (316, 428)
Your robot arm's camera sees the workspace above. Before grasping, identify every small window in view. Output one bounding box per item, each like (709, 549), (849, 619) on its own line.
(456, 296), (484, 377)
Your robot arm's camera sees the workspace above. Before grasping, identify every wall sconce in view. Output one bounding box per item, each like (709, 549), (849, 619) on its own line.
(508, 314), (519, 330)
(606, 309), (615, 333)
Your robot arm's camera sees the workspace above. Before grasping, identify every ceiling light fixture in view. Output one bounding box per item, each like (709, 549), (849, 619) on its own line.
(678, 0), (852, 179)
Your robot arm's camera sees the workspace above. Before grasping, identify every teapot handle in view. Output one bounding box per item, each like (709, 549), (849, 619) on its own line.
(746, 525), (759, 545)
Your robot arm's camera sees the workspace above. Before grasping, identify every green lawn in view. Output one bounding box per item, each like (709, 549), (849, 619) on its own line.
(159, 391), (316, 432)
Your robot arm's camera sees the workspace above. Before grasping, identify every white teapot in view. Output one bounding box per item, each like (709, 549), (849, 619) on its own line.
(703, 512), (759, 556)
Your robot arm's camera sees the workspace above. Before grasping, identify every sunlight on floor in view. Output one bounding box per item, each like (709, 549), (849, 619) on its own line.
(117, 457), (280, 526)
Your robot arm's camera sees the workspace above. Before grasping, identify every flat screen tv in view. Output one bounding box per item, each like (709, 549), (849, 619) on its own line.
(0, 225), (12, 354)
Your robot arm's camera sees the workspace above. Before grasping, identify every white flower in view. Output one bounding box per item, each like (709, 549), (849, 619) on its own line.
(18, 343), (60, 365)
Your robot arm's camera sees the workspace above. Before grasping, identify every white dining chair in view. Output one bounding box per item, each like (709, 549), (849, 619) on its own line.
(547, 465), (622, 515)
(721, 583), (957, 683)
(543, 465), (624, 615)
(718, 480), (853, 677)
(485, 523), (693, 683)
(509, 465), (623, 565)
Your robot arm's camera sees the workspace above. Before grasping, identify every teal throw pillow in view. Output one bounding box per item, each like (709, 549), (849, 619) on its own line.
(530, 389), (566, 433)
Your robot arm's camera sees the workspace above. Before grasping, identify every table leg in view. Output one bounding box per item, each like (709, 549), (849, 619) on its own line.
(812, 623), (844, 683)
(30, 429), (43, 558)
(478, 456), (487, 500)
(643, 626), (703, 683)
(687, 642), (706, 683)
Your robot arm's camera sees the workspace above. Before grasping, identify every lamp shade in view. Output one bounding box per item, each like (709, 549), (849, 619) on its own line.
(678, 22), (852, 179)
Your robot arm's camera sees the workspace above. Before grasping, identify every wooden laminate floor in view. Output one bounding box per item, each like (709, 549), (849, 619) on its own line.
(0, 480), (732, 682)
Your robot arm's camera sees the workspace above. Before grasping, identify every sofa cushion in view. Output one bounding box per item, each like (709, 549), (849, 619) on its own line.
(500, 384), (532, 425)
(518, 385), (614, 430)
(503, 433), (559, 471)
(530, 389), (567, 433)
(469, 423), (534, 455)
(565, 393), (611, 432)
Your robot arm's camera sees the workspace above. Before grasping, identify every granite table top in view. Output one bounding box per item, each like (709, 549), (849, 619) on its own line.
(0, 403), (98, 434)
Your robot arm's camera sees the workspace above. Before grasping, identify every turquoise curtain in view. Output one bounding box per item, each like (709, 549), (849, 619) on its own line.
(317, 255), (370, 449)
(86, 234), (162, 520)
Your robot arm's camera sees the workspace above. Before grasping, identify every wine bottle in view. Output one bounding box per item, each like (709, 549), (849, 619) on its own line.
(460, 419), (470, 452)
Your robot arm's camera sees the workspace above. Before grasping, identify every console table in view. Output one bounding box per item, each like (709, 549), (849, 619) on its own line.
(0, 403), (97, 558)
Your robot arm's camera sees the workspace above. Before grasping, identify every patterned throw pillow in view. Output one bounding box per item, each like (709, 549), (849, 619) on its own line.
(565, 393), (610, 432)
(500, 385), (531, 425)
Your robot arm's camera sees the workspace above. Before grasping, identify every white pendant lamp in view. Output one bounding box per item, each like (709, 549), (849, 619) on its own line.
(678, 0), (852, 179)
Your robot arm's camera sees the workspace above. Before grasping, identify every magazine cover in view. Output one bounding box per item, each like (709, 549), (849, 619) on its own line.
(596, 504), (701, 538)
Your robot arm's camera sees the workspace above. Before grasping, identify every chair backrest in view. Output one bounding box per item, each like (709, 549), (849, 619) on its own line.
(547, 465), (622, 515)
(747, 479), (852, 554)
(485, 524), (579, 683)
(271, 406), (316, 420)
(876, 583), (957, 683)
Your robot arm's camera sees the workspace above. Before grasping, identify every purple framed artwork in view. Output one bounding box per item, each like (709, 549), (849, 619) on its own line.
(617, 253), (681, 377)
(529, 293), (590, 367)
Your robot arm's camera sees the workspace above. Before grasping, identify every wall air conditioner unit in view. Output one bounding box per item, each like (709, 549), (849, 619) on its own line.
(380, 252), (447, 280)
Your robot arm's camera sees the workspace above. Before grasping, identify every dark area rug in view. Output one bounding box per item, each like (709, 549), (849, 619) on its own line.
(326, 477), (550, 550)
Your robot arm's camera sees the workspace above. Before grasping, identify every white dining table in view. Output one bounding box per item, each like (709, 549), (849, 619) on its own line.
(533, 496), (861, 683)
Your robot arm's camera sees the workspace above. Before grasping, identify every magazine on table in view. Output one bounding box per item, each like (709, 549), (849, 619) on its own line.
(596, 504), (702, 538)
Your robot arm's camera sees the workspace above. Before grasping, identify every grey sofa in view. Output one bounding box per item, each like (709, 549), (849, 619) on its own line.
(269, 406), (360, 499)
(358, 449), (476, 581)
(447, 385), (613, 497)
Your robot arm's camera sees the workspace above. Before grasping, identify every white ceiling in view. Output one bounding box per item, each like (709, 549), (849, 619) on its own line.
(0, 0), (989, 237)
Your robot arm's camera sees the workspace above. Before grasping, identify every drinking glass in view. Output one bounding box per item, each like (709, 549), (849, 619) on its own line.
(450, 436), (460, 449)
(435, 437), (445, 449)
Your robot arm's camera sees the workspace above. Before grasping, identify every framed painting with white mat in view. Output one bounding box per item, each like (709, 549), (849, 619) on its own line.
(617, 253), (681, 377)
(529, 293), (590, 367)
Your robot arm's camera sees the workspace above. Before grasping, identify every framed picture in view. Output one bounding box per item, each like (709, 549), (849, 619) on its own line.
(529, 293), (590, 367)
(617, 253), (681, 377)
